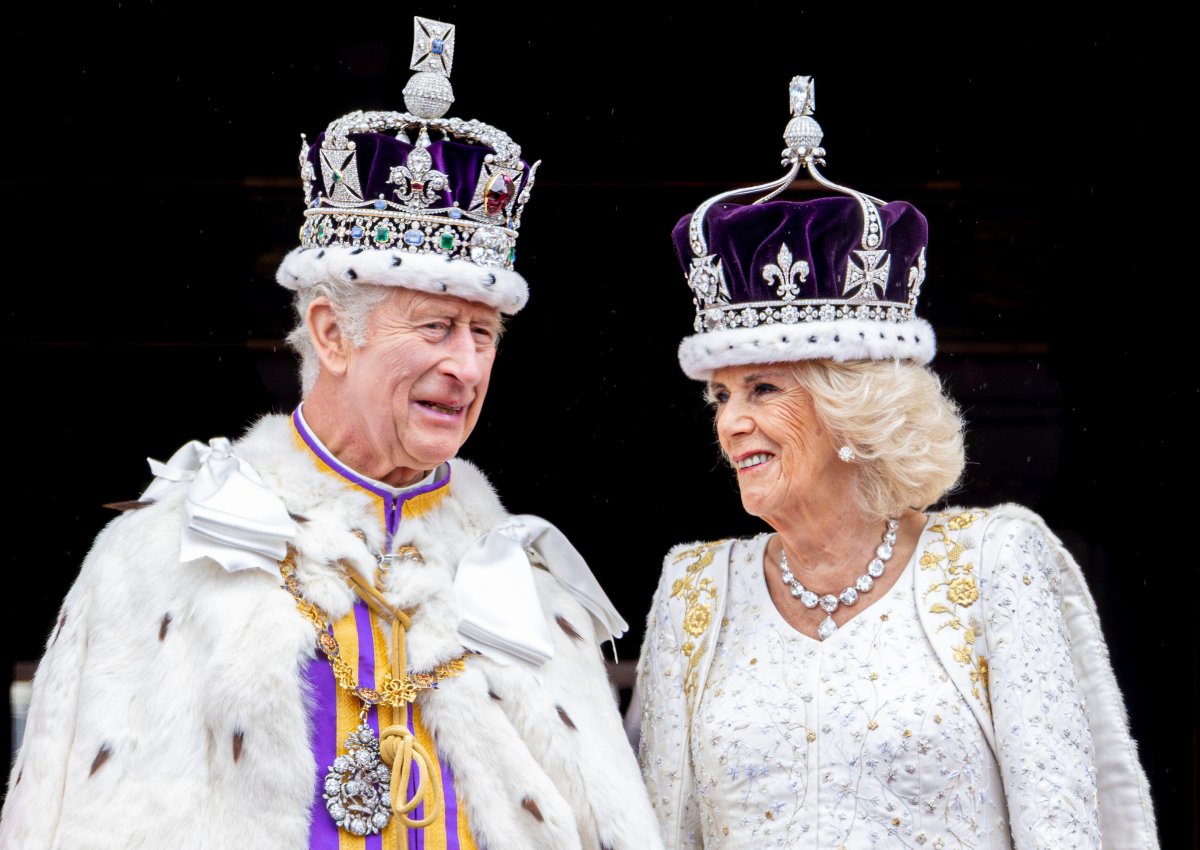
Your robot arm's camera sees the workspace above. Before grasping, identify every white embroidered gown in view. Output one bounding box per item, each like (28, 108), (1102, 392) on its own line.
(693, 532), (1012, 850)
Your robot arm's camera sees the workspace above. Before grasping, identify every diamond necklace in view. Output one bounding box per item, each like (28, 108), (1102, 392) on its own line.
(778, 517), (900, 640)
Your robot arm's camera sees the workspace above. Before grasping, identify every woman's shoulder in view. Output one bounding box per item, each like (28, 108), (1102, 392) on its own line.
(651, 534), (769, 609)
(930, 503), (1060, 544)
(928, 504), (1068, 587)
(661, 532), (769, 569)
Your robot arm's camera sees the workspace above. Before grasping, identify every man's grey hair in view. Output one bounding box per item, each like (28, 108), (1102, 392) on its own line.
(286, 280), (391, 397)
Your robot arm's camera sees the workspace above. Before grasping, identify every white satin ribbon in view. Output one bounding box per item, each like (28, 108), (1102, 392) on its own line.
(143, 438), (297, 576)
(455, 514), (629, 669)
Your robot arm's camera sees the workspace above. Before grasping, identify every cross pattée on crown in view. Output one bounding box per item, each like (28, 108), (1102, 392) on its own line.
(411, 17), (455, 77)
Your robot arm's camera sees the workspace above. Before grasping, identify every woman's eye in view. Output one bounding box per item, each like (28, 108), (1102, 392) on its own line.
(711, 391), (729, 405)
(753, 383), (779, 396)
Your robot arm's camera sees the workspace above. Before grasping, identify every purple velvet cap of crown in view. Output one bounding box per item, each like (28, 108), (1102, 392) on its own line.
(303, 131), (530, 209)
(672, 196), (927, 307)
(673, 195), (936, 379)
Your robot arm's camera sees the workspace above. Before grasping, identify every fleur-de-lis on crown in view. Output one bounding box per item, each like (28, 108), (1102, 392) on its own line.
(387, 145), (450, 210)
(762, 244), (809, 301)
(906, 247), (926, 308)
(688, 255), (730, 309)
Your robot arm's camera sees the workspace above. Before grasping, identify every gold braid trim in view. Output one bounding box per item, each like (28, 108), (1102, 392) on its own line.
(919, 510), (991, 707)
(670, 541), (726, 718)
(280, 549), (468, 849)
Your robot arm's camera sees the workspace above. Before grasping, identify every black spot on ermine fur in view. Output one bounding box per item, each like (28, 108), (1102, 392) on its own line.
(159, 613), (172, 641)
(555, 615), (583, 641)
(521, 797), (544, 822)
(89, 744), (112, 777)
(102, 499), (154, 512)
(50, 611), (67, 647)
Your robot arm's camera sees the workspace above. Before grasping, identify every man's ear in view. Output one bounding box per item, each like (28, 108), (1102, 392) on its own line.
(306, 296), (350, 377)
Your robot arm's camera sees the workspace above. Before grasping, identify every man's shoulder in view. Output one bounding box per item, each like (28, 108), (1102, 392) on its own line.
(77, 414), (295, 583)
(441, 457), (507, 529)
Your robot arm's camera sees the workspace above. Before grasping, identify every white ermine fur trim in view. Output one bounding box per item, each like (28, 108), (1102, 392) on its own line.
(277, 245), (529, 314)
(678, 317), (936, 379)
(0, 414), (661, 850)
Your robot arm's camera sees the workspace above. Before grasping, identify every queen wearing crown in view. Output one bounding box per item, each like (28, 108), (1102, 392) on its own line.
(635, 77), (1158, 850)
(1, 18), (660, 850)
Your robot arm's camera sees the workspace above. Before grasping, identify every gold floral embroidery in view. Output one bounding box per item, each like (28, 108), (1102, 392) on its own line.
(946, 577), (980, 606)
(684, 604), (712, 637)
(671, 541), (727, 715)
(921, 510), (991, 709)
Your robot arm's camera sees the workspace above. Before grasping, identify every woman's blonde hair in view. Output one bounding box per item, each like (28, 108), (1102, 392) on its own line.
(790, 359), (966, 519)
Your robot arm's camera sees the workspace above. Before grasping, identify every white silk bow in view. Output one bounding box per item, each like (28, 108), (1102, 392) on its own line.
(455, 515), (629, 669)
(143, 438), (298, 576)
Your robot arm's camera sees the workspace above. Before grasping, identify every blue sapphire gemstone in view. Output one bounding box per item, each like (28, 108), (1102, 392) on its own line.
(305, 225), (313, 238)
(374, 199), (387, 211)
(431, 38), (444, 54)
(350, 225), (364, 239)
(404, 229), (425, 245)
(448, 207), (463, 220)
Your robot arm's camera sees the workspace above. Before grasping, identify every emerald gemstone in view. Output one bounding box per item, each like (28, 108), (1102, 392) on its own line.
(332, 171), (342, 184)
(440, 233), (454, 251)
(375, 227), (389, 243)
(317, 225), (326, 240)
(508, 246), (516, 263)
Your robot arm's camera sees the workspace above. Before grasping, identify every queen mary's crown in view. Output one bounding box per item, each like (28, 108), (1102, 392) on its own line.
(674, 76), (934, 379)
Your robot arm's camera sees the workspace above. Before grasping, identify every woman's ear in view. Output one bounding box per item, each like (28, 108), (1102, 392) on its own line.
(305, 296), (349, 377)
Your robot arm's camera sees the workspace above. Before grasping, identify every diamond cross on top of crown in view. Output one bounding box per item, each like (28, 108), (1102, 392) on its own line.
(411, 17), (455, 77)
(789, 76), (815, 117)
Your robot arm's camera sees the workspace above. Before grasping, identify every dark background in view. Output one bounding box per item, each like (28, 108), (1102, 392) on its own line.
(1, 4), (1192, 847)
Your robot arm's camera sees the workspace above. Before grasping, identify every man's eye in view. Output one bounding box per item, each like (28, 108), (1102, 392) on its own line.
(424, 322), (451, 334)
(472, 326), (498, 343)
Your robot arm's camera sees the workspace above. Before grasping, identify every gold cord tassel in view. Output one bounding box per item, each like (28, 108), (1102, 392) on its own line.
(343, 565), (444, 850)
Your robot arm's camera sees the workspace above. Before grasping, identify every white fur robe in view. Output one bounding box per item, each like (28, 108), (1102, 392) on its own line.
(0, 414), (660, 850)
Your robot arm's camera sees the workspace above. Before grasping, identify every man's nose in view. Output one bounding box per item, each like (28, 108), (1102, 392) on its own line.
(441, 325), (487, 385)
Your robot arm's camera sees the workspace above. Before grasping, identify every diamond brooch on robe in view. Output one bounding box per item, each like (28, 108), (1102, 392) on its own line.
(324, 723), (394, 836)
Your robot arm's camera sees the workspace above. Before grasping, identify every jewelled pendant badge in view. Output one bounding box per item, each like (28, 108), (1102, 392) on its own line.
(298, 16), (538, 271)
(325, 722), (394, 836)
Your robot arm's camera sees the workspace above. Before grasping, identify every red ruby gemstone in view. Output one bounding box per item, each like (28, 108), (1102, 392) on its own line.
(484, 174), (514, 216)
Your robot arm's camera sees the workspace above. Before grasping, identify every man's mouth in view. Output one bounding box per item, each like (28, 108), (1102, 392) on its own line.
(734, 452), (774, 470)
(417, 400), (465, 415)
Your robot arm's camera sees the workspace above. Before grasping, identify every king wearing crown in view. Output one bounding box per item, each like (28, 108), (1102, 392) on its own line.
(0, 18), (660, 850)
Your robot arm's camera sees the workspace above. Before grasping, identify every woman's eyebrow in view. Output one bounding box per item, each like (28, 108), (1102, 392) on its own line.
(742, 371), (785, 384)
